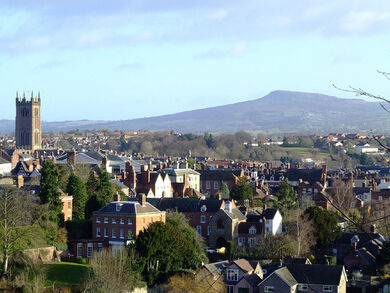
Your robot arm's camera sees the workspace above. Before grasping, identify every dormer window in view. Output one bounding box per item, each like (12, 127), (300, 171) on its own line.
(249, 226), (257, 234)
(116, 203), (123, 212)
(226, 269), (239, 281)
(298, 284), (308, 291)
(200, 205), (207, 212)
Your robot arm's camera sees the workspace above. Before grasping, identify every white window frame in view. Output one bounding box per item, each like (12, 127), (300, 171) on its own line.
(225, 285), (234, 293)
(104, 228), (108, 238)
(196, 225), (202, 235)
(249, 226), (256, 234)
(120, 218), (124, 224)
(77, 243), (83, 257)
(265, 286), (274, 292)
(201, 215), (206, 223)
(214, 181), (219, 190)
(226, 269), (239, 281)
(96, 217), (101, 223)
(104, 217), (108, 224)
(120, 228), (124, 239)
(207, 225), (210, 236)
(96, 227), (101, 237)
(248, 237), (256, 247)
(112, 218), (116, 224)
(112, 229), (117, 238)
(87, 243), (93, 258)
(97, 242), (103, 252)
(206, 181), (210, 189)
(128, 218), (133, 225)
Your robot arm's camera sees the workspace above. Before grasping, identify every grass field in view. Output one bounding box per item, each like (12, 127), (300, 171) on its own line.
(43, 262), (90, 286)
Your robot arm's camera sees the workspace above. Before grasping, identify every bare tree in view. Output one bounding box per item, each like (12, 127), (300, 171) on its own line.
(334, 70), (390, 151)
(284, 209), (316, 257)
(0, 187), (43, 276)
(327, 178), (356, 215)
(84, 248), (143, 293)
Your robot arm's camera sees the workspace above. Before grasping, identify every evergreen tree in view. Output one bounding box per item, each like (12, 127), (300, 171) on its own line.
(98, 167), (114, 206)
(66, 173), (88, 220)
(275, 179), (299, 213)
(230, 177), (253, 201)
(39, 160), (62, 217)
(220, 181), (230, 198)
(86, 170), (99, 198)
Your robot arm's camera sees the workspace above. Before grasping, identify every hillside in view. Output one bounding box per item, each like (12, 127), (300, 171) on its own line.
(1, 90), (389, 134)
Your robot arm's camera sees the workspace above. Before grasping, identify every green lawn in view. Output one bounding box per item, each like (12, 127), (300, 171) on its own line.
(43, 262), (90, 286)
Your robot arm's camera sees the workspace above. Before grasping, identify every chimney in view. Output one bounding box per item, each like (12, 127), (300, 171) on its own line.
(35, 159), (41, 170)
(138, 193), (146, 206)
(114, 192), (121, 202)
(148, 161), (153, 171)
(28, 160), (34, 173)
(17, 175), (24, 189)
(125, 162), (131, 173)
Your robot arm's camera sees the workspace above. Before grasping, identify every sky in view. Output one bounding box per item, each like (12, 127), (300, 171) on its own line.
(1, 0), (390, 121)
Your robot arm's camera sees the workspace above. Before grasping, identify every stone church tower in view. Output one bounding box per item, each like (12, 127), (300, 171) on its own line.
(15, 91), (42, 150)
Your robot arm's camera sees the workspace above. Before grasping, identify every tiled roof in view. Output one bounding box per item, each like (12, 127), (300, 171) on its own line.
(198, 169), (242, 181)
(286, 264), (344, 285)
(232, 259), (254, 273)
(93, 201), (162, 215)
(147, 198), (223, 213)
(285, 168), (323, 184)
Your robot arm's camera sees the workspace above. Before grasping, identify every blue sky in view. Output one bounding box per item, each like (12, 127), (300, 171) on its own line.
(1, 0), (390, 121)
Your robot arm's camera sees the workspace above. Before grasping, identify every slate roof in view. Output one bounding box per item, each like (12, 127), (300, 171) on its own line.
(286, 264), (344, 285)
(334, 232), (385, 247)
(223, 206), (246, 221)
(110, 179), (129, 189)
(93, 201), (162, 215)
(147, 198), (223, 213)
(262, 208), (278, 220)
(198, 169), (242, 181)
(238, 222), (263, 235)
(56, 153), (101, 165)
(275, 266), (297, 286)
(285, 168), (323, 184)
(244, 273), (262, 286)
(353, 187), (371, 195)
(203, 260), (229, 278)
(161, 168), (200, 176)
(245, 208), (279, 222)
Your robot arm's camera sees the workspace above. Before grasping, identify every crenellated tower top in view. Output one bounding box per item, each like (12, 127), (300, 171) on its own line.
(16, 91), (41, 105)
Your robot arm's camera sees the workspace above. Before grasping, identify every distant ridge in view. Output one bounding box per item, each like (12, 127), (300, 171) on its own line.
(1, 90), (389, 135)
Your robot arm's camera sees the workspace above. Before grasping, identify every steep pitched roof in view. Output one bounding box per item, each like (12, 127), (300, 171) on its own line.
(232, 259), (255, 273)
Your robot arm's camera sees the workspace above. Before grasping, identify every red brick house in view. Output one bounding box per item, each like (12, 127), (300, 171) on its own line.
(69, 195), (166, 258)
(199, 169), (244, 196)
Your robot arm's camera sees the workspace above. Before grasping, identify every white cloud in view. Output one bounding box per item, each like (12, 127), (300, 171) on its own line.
(209, 9), (228, 21)
(232, 42), (246, 54)
(340, 11), (390, 32)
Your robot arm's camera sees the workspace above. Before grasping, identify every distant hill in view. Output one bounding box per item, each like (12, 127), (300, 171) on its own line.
(1, 90), (390, 135)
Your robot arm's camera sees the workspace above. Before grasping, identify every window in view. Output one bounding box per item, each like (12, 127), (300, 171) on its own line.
(264, 286), (274, 292)
(104, 217), (108, 223)
(112, 229), (117, 238)
(104, 228), (108, 237)
(128, 218), (132, 225)
(249, 226), (257, 234)
(225, 285), (234, 293)
(128, 230), (133, 239)
(322, 286), (332, 292)
(120, 228), (124, 239)
(214, 182), (219, 190)
(116, 204), (123, 212)
(206, 181), (210, 189)
(96, 217), (101, 223)
(112, 218), (116, 224)
(77, 243), (83, 257)
(379, 196), (383, 201)
(314, 188), (318, 193)
(87, 243), (93, 258)
(238, 237), (245, 246)
(226, 269), (239, 281)
(67, 202), (71, 211)
(97, 243), (103, 252)
(201, 215), (206, 223)
(302, 188), (306, 194)
(96, 227), (101, 237)
(248, 237), (256, 247)
(298, 284), (308, 291)
(120, 218), (124, 224)
(196, 225), (202, 235)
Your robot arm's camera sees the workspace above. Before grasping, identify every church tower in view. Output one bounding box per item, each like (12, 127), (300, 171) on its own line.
(15, 91), (42, 150)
